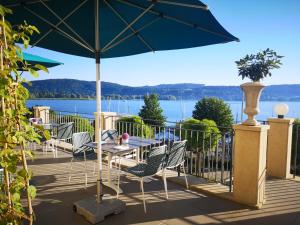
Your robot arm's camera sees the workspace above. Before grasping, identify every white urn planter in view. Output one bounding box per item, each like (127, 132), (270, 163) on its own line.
(241, 82), (265, 126)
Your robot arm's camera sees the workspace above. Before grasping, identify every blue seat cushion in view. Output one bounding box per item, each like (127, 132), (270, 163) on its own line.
(126, 163), (147, 177)
(73, 150), (97, 160)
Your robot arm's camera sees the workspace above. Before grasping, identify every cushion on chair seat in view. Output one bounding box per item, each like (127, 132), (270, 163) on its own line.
(126, 163), (147, 177)
(73, 149), (97, 160)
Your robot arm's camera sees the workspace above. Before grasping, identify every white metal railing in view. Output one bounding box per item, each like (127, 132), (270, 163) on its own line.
(49, 110), (233, 190)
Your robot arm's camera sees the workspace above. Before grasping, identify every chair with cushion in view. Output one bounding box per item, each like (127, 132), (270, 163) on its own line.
(118, 145), (167, 213)
(69, 132), (96, 188)
(163, 140), (188, 199)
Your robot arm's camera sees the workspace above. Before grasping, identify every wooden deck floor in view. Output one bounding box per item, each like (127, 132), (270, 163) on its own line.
(28, 147), (300, 225)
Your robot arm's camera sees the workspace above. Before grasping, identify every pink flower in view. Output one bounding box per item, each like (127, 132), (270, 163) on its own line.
(122, 133), (129, 140)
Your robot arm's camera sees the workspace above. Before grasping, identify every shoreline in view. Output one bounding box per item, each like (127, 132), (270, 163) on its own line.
(28, 98), (300, 102)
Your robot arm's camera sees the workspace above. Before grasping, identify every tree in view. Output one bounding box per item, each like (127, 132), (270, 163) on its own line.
(139, 94), (166, 126)
(192, 97), (234, 132)
(0, 6), (48, 225)
(176, 118), (220, 151)
(116, 116), (153, 138)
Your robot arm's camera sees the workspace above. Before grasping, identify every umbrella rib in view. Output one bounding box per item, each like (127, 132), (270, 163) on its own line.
(104, 0), (155, 52)
(117, 0), (239, 42)
(102, 17), (161, 53)
(23, 5), (94, 53)
(4, 0), (51, 8)
(36, 0), (94, 51)
(102, 3), (154, 52)
(147, 0), (209, 10)
(32, 0), (91, 49)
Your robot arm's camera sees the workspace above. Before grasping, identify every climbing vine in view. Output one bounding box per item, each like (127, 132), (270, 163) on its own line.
(0, 5), (49, 225)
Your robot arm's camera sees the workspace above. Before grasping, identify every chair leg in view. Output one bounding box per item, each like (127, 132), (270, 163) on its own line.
(55, 140), (58, 158)
(140, 177), (146, 213)
(56, 140), (60, 158)
(182, 163), (189, 189)
(51, 139), (56, 158)
(69, 158), (73, 182)
(84, 159), (88, 189)
(117, 157), (121, 199)
(162, 169), (168, 199)
(52, 140), (56, 158)
(93, 161), (96, 175)
(44, 141), (48, 155)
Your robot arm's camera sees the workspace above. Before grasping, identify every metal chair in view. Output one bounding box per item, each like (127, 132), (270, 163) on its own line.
(118, 145), (167, 213)
(101, 129), (118, 141)
(29, 117), (43, 125)
(28, 118), (43, 151)
(69, 132), (96, 188)
(163, 140), (188, 199)
(52, 122), (74, 157)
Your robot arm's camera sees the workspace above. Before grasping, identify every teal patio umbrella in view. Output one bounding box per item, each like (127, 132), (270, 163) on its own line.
(4, 0), (239, 217)
(17, 52), (63, 71)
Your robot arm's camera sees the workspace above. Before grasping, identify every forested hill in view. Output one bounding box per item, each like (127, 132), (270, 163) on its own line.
(26, 79), (300, 101)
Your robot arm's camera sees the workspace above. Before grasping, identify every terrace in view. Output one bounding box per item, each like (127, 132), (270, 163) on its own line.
(29, 144), (300, 225)
(1, 1), (300, 224)
(24, 108), (300, 225)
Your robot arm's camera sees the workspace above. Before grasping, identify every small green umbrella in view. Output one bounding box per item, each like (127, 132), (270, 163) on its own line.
(17, 52), (63, 71)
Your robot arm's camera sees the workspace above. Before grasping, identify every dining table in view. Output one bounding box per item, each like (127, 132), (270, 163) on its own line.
(84, 136), (162, 193)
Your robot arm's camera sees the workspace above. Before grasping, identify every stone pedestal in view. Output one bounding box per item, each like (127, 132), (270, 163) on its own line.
(33, 106), (50, 123)
(232, 124), (269, 208)
(94, 112), (119, 130)
(267, 118), (294, 179)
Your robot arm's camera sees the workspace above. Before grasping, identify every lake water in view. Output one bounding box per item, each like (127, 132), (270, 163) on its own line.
(26, 99), (300, 122)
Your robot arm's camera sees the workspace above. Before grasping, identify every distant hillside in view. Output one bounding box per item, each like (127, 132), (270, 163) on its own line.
(26, 79), (300, 101)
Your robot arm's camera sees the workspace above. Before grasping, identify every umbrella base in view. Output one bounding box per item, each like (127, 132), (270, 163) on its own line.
(73, 195), (126, 224)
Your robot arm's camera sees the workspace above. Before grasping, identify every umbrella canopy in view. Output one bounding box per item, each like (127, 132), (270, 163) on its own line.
(3, 0), (238, 204)
(4, 0), (238, 59)
(17, 52), (63, 70)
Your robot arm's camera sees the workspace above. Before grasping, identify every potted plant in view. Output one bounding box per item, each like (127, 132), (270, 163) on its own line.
(236, 48), (283, 125)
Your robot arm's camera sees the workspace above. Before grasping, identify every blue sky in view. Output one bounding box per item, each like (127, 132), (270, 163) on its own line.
(24, 0), (300, 86)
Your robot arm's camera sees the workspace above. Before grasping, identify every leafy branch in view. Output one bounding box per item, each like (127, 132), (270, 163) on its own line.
(235, 48), (283, 82)
(0, 5), (48, 225)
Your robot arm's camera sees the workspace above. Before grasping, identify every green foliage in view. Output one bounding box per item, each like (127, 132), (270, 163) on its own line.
(139, 94), (166, 126)
(177, 118), (220, 151)
(192, 97), (234, 132)
(116, 116), (153, 138)
(60, 115), (94, 135)
(292, 119), (300, 175)
(0, 5), (45, 224)
(236, 48), (283, 82)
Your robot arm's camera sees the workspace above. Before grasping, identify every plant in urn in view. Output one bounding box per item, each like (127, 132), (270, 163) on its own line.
(236, 48), (283, 126)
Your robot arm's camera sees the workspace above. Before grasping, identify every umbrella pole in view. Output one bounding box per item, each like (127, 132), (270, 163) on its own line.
(95, 0), (102, 204)
(95, 57), (102, 203)
(73, 3), (125, 222)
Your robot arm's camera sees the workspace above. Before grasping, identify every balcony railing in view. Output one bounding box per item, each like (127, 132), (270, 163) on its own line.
(48, 110), (234, 191)
(292, 122), (300, 177)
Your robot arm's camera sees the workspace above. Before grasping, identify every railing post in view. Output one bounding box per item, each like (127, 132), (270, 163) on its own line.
(232, 124), (269, 208)
(33, 106), (50, 123)
(294, 124), (299, 178)
(267, 118), (294, 179)
(221, 134), (226, 183)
